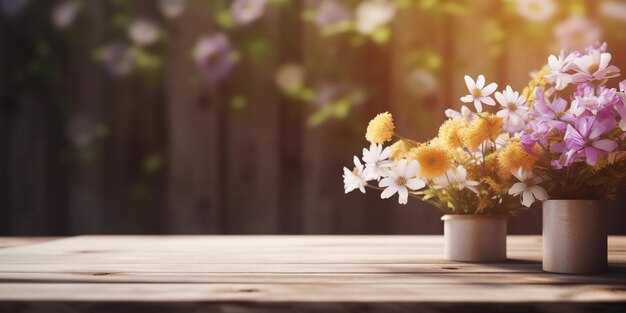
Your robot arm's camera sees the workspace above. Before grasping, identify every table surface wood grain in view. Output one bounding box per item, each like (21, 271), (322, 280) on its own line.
(0, 235), (625, 312)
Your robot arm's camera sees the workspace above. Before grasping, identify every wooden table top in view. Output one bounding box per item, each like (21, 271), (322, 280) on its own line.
(0, 235), (625, 312)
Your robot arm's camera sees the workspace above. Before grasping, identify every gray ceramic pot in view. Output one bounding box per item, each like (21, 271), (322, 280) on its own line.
(543, 200), (607, 274)
(441, 215), (508, 262)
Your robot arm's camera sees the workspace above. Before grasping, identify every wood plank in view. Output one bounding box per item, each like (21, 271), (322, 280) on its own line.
(2, 271), (626, 285)
(224, 5), (281, 234)
(165, 1), (222, 233)
(0, 282), (625, 302)
(0, 237), (59, 249)
(64, 1), (108, 235)
(2, 302), (625, 313)
(0, 236), (625, 307)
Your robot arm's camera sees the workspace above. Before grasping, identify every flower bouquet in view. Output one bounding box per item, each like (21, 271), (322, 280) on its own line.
(342, 75), (541, 261)
(518, 42), (625, 273)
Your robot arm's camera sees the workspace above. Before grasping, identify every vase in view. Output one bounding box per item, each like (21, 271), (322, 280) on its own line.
(441, 215), (508, 262)
(542, 200), (607, 274)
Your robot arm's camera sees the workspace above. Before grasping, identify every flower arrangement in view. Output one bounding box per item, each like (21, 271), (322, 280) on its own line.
(342, 76), (540, 214)
(519, 42), (626, 200)
(343, 42), (626, 213)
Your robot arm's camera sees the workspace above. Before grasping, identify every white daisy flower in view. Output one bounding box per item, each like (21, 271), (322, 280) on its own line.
(495, 85), (528, 128)
(508, 168), (548, 207)
(128, 18), (160, 46)
(51, 0), (80, 30)
(460, 75), (498, 113)
(159, 0), (186, 18)
(362, 143), (393, 180)
(342, 156), (367, 194)
(545, 51), (576, 90)
(445, 105), (474, 122)
(514, 0), (556, 23)
(355, 0), (396, 35)
(379, 159), (425, 204)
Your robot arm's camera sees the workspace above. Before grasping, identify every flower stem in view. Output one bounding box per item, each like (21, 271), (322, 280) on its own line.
(394, 133), (418, 147)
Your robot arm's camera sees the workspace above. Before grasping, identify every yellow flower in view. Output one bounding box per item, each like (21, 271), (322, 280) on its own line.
(497, 140), (537, 179)
(462, 113), (503, 151)
(390, 139), (418, 160)
(411, 144), (451, 179)
(481, 177), (507, 194)
(365, 112), (395, 144)
(438, 119), (466, 150)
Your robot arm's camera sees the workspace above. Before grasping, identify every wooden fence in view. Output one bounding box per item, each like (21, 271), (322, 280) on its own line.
(1, 0), (625, 235)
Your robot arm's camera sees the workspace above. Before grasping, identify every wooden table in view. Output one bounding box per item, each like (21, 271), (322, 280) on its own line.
(0, 236), (625, 312)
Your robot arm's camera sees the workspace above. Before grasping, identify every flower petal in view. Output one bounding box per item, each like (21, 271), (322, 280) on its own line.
(592, 139), (617, 152)
(380, 185), (397, 199)
(481, 82), (498, 95)
(531, 186), (548, 201)
(379, 177), (392, 188)
(397, 186), (408, 204)
(474, 99), (483, 113)
(481, 96), (496, 106)
(476, 75), (485, 89)
(406, 178), (426, 190)
(585, 148), (599, 166)
(494, 91), (506, 107)
(522, 190), (534, 207)
(460, 95), (474, 103)
(508, 182), (526, 196)
(406, 160), (420, 178)
(464, 75), (475, 91)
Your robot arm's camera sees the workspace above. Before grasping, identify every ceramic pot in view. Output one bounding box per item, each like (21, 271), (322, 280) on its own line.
(543, 200), (607, 274)
(441, 215), (508, 262)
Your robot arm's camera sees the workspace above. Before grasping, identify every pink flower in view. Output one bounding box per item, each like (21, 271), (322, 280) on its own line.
(533, 94), (574, 131)
(563, 116), (617, 166)
(572, 50), (621, 83)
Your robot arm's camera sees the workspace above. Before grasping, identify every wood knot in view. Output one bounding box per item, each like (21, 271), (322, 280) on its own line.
(92, 272), (116, 276)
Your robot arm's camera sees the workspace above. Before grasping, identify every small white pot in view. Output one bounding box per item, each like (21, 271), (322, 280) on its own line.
(543, 200), (607, 274)
(441, 215), (508, 262)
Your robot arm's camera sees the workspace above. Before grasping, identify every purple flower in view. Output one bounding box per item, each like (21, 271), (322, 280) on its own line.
(193, 33), (234, 83)
(613, 84), (626, 130)
(520, 131), (539, 155)
(103, 41), (135, 76)
(563, 116), (617, 165)
(231, 0), (266, 26)
(585, 42), (608, 54)
(533, 95), (574, 131)
(571, 86), (601, 116)
(0, 0), (28, 19)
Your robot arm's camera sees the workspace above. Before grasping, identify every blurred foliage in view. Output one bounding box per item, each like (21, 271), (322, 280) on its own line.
(1, 0), (626, 203)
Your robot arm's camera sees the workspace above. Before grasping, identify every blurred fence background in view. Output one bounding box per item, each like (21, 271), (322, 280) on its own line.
(1, 0), (626, 235)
